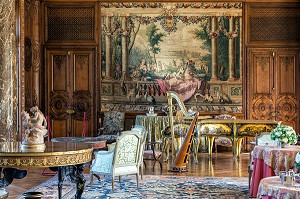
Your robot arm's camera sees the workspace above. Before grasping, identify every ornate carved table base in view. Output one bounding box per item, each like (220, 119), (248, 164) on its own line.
(49, 164), (87, 199)
(0, 168), (27, 188)
(0, 165), (87, 199)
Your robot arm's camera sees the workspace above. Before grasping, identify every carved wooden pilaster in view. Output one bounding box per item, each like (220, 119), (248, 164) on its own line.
(239, 17), (242, 80)
(32, 0), (41, 106)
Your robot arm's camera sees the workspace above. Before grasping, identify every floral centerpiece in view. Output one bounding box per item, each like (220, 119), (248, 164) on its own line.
(270, 123), (298, 146)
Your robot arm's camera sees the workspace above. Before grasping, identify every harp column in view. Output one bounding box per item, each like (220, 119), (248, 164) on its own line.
(210, 17), (218, 81)
(0, 0), (18, 141)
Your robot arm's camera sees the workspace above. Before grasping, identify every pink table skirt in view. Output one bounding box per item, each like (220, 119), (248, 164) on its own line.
(250, 158), (275, 197)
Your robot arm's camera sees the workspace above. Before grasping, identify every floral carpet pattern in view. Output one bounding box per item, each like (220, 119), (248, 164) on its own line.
(16, 175), (249, 199)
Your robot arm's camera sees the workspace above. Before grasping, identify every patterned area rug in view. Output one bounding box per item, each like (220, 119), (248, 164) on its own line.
(16, 175), (249, 199)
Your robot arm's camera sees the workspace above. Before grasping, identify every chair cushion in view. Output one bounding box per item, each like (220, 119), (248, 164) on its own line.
(91, 150), (114, 174)
(214, 137), (232, 147)
(114, 165), (138, 176)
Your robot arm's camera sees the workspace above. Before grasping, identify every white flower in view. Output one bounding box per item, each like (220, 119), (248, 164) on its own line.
(286, 130), (292, 136)
(282, 138), (288, 143)
(275, 131), (282, 137)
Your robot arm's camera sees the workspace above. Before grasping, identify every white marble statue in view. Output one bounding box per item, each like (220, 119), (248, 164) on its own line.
(21, 106), (48, 145)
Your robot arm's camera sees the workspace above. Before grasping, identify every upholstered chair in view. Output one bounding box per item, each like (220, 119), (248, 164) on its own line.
(105, 125), (147, 179)
(213, 114), (237, 153)
(90, 130), (142, 192)
(97, 111), (125, 143)
(131, 125), (147, 179)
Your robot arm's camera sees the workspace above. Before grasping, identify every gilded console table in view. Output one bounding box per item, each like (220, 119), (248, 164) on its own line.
(198, 119), (279, 159)
(0, 141), (93, 199)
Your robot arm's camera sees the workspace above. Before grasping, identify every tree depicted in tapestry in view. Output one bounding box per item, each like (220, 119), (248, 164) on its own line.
(100, 2), (243, 113)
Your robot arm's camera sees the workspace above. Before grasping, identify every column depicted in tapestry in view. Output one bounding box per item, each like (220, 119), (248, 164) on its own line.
(210, 17), (218, 81)
(121, 16), (128, 80)
(31, 0), (41, 106)
(104, 16), (112, 79)
(0, 0), (17, 141)
(228, 17), (236, 81)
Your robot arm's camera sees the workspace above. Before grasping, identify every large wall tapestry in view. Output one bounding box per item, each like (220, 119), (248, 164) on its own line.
(100, 2), (243, 113)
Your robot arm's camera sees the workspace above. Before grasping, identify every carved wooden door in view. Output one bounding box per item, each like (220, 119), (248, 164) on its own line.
(248, 48), (299, 133)
(46, 48), (95, 138)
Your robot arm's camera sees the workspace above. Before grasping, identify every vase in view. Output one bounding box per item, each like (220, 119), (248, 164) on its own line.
(277, 141), (286, 148)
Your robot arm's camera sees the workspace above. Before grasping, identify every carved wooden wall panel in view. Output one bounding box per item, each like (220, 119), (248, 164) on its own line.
(248, 49), (275, 121)
(245, 3), (300, 46)
(45, 5), (96, 42)
(275, 51), (298, 129)
(248, 48), (299, 133)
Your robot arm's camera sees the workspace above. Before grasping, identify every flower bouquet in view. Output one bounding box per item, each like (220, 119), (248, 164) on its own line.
(270, 123), (298, 146)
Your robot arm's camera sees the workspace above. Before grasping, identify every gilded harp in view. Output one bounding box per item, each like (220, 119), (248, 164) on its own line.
(167, 91), (199, 172)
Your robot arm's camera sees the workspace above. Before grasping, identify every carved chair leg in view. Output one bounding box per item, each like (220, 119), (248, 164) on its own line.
(89, 173), (93, 185)
(236, 138), (244, 158)
(215, 140), (217, 153)
(136, 173), (139, 188)
(208, 136), (215, 158)
(112, 176), (115, 192)
(140, 163), (144, 180)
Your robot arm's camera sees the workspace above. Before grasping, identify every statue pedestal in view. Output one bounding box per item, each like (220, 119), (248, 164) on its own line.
(20, 143), (46, 152)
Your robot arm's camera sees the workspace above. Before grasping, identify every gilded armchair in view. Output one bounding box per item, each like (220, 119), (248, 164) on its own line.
(199, 114), (237, 157)
(90, 130), (142, 192)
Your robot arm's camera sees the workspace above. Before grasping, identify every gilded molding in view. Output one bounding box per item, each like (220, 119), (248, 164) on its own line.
(0, 149), (93, 167)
